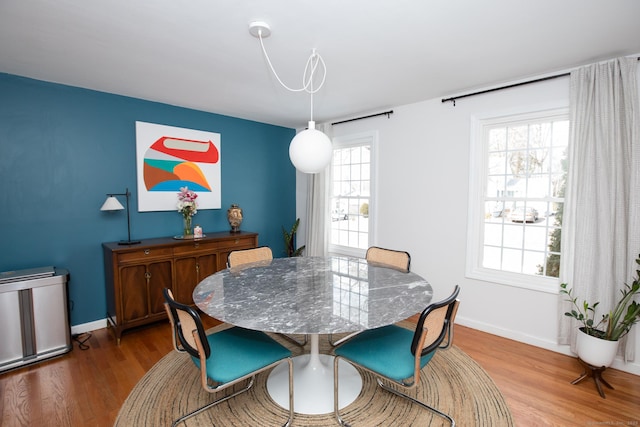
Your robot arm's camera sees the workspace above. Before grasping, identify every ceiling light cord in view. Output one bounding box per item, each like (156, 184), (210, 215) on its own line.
(250, 21), (332, 174)
(257, 30), (327, 98)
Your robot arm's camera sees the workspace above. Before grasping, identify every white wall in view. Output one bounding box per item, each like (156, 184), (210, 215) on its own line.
(299, 72), (640, 376)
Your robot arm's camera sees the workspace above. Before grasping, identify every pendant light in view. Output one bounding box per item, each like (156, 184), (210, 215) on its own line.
(249, 21), (332, 174)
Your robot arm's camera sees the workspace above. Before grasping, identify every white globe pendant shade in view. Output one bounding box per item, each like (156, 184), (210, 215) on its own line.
(289, 121), (332, 174)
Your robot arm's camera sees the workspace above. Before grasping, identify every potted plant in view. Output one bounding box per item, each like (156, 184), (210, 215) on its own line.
(282, 218), (305, 257)
(560, 254), (640, 367)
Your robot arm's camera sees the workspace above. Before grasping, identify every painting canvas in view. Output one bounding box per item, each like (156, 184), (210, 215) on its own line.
(135, 121), (221, 212)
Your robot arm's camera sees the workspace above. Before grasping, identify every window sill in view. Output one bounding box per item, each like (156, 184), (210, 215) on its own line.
(465, 265), (560, 294)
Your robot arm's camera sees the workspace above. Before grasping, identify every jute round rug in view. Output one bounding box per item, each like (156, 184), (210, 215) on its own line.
(116, 326), (514, 426)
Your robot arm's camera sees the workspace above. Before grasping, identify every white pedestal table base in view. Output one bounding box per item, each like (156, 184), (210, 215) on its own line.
(266, 335), (362, 415)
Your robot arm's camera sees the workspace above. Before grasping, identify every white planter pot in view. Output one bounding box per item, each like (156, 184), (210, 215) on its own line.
(576, 328), (619, 368)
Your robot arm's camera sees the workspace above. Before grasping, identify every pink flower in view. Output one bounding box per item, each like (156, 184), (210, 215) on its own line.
(177, 187), (198, 218)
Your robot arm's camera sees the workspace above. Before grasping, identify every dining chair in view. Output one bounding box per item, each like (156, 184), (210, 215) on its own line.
(227, 246), (308, 347)
(333, 285), (460, 427)
(329, 246), (412, 347)
(163, 288), (294, 427)
(365, 246), (411, 272)
(227, 246), (274, 268)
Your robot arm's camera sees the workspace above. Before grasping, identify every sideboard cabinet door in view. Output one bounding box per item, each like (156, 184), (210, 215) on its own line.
(173, 253), (216, 305)
(120, 261), (171, 323)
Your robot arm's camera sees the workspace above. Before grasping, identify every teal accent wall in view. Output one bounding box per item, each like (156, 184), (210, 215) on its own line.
(0, 73), (297, 327)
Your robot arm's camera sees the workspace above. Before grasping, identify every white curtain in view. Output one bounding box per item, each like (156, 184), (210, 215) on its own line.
(304, 122), (331, 256)
(559, 57), (640, 361)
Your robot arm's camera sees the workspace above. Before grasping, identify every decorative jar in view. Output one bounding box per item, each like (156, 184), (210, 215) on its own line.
(227, 204), (243, 233)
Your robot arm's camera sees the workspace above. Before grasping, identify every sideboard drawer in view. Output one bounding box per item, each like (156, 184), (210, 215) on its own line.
(172, 241), (219, 255)
(216, 236), (257, 250)
(117, 247), (174, 263)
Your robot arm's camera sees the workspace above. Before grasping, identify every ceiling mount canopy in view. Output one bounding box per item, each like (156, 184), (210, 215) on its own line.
(249, 21), (332, 174)
(248, 21), (271, 38)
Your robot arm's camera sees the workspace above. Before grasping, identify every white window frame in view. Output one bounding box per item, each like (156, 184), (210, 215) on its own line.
(466, 108), (568, 293)
(327, 131), (377, 258)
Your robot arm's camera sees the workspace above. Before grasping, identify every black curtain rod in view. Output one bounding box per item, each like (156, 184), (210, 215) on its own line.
(332, 110), (394, 126)
(442, 57), (640, 106)
(441, 74), (568, 106)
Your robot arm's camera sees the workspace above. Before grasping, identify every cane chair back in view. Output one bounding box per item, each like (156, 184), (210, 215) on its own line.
(366, 246), (411, 272)
(227, 246), (273, 268)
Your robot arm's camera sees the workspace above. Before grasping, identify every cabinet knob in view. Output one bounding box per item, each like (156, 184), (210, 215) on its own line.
(235, 239), (240, 244)
(144, 249), (150, 255)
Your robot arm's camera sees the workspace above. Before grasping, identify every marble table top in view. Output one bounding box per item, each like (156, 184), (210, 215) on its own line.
(193, 256), (433, 335)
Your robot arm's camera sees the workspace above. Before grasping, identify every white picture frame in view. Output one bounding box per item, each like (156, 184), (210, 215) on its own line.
(135, 121), (221, 212)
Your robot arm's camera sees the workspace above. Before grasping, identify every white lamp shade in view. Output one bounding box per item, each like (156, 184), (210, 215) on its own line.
(289, 121), (333, 174)
(101, 196), (125, 211)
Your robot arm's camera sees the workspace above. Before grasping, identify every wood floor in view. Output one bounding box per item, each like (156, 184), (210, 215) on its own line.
(1, 319), (639, 427)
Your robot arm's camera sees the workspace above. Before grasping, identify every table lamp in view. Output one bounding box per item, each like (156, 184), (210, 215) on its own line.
(100, 188), (140, 245)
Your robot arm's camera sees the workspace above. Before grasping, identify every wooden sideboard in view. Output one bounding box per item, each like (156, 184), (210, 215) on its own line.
(103, 231), (258, 343)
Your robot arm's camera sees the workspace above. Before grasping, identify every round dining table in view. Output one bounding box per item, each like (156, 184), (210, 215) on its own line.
(193, 255), (432, 414)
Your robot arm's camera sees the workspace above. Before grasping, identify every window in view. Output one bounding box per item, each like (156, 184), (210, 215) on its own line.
(467, 109), (568, 292)
(328, 132), (376, 257)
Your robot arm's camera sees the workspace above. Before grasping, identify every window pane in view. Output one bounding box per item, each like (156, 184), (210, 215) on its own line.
(502, 248), (523, 273)
(523, 251), (545, 275)
(488, 128), (506, 151)
(483, 246), (502, 270)
(503, 224), (524, 248)
(361, 179), (370, 197)
(524, 226), (546, 251)
(488, 151), (507, 174)
(484, 223), (503, 246)
(507, 125), (528, 149)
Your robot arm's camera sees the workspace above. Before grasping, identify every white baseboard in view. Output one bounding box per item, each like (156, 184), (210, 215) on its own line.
(71, 318), (107, 335)
(456, 316), (640, 376)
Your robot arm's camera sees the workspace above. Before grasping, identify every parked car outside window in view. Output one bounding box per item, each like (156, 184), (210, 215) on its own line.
(510, 207), (538, 223)
(331, 209), (348, 221)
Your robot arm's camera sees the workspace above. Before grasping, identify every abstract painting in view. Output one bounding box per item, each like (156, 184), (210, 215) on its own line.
(135, 121), (221, 212)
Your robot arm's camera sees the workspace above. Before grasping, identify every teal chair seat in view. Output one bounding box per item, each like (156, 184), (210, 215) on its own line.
(334, 325), (435, 382)
(193, 327), (292, 384)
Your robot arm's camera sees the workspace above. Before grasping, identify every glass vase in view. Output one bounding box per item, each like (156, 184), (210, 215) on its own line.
(183, 216), (193, 236)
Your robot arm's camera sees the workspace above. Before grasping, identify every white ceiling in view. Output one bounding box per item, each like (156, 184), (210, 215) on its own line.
(1, 0), (640, 129)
